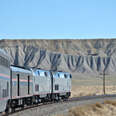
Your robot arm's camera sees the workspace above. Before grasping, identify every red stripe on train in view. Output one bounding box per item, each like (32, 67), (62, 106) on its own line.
(0, 73), (10, 79)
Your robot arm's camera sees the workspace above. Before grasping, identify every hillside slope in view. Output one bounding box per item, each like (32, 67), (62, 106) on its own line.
(0, 39), (116, 75)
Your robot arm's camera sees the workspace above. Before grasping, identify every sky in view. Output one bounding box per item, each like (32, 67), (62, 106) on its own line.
(0, 0), (116, 39)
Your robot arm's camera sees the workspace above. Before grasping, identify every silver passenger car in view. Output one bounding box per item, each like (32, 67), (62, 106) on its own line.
(10, 66), (33, 99)
(0, 49), (10, 112)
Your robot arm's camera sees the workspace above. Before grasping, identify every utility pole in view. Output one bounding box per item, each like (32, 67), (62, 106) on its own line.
(100, 69), (106, 95)
(103, 70), (105, 95)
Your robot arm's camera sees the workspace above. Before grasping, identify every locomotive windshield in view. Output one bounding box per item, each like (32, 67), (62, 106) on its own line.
(35, 70), (50, 77)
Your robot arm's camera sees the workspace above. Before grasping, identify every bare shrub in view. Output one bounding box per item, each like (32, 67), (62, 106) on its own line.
(94, 102), (103, 108)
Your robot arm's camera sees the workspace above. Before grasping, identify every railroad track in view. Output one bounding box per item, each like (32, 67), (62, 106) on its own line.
(8, 99), (69, 116)
(1, 94), (116, 116)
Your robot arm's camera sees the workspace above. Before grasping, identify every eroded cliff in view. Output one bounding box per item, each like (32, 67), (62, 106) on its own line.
(0, 39), (116, 75)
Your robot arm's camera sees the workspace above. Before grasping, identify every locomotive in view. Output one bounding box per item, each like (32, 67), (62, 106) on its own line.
(0, 49), (72, 113)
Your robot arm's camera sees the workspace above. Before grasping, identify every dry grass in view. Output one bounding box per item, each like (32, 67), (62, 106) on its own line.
(54, 101), (116, 116)
(68, 103), (104, 116)
(71, 85), (116, 98)
(71, 75), (116, 98)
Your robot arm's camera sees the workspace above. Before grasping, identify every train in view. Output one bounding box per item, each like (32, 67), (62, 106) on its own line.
(0, 49), (72, 113)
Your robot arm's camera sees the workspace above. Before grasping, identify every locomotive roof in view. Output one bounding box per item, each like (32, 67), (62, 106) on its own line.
(11, 65), (30, 70)
(52, 70), (70, 74)
(32, 68), (50, 72)
(32, 68), (71, 74)
(10, 65), (32, 74)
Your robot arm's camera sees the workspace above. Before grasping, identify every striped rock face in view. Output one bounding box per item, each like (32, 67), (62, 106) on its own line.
(0, 39), (116, 75)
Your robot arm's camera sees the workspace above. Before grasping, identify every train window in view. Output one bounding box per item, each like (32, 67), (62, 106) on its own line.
(59, 73), (61, 78)
(53, 73), (57, 78)
(44, 72), (48, 77)
(64, 74), (67, 78)
(58, 73), (60, 78)
(60, 73), (64, 78)
(38, 71), (40, 76)
(47, 72), (50, 77)
(69, 74), (72, 78)
(39, 72), (42, 76)
(39, 71), (45, 77)
(35, 84), (39, 91)
(55, 84), (59, 90)
(53, 73), (59, 78)
(53, 74), (55, 78)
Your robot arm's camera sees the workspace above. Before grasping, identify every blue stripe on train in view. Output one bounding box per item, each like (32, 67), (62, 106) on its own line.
(0, 76), (33, 86)
(0, 76), (10, 80)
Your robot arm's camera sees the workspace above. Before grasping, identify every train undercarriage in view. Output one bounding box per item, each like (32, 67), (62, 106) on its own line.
(5, 92), (71, 113)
